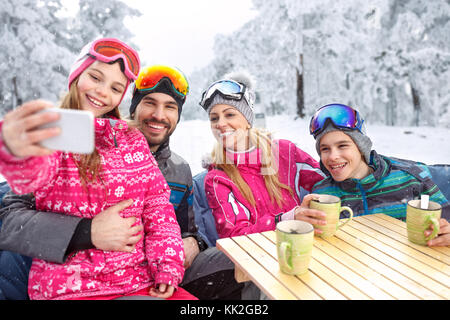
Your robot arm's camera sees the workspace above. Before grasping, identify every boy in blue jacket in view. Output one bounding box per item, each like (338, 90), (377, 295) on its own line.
(304, 103), (449, 247)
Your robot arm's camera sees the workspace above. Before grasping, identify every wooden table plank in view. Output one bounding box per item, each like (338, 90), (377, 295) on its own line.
(353, 218), (450, 273)
(356, 215), (450, 264)
(326, 233), (443, 299)
(248, 233), (371, 300)
(216, 237), (297, 300)
(258, 232), (348, 300)
(344, 224), (450, 288)
(310, 248), (385, 300)
(314, 236), (418, 299)
(335, 228), (447, 299)
(292, 263), (348, 300)
(366, 214), (410, 235)
(216, 214), (449, 300)
(364, 214), (450, 257)
(234, 234), (323, 300)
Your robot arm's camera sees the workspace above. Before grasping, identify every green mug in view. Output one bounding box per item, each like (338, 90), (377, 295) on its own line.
(310, 194), (353, 238)
(407, 199), (441, 245)
(276, 220), (314, 275)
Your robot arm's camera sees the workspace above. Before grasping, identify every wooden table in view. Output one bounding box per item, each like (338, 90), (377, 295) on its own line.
(216, 214), (450, 300)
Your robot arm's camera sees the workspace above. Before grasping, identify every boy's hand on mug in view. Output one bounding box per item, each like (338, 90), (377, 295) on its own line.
(426, 218), (450, 247)
(294, 194), (327, 234)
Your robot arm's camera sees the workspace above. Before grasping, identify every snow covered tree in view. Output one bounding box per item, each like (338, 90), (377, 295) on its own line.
(291, 0), (450, 126)
(69, 0), (141, 52)
(0, 0), (141, 117)
(374, 0), (450, 126)
(0, 0), (73, 115)
(183, 1), (305, 118)
(185, 0), (449, 127)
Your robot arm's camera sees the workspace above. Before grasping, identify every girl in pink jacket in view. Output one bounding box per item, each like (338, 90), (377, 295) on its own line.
(199, 72), (326, 239)
(0, 38), (194, 300)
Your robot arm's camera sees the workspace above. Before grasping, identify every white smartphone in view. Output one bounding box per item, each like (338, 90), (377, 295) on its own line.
(38, 108), (95, 154)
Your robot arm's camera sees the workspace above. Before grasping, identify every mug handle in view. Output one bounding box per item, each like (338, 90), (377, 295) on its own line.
(337, 206), (353, 230)
(279, 242), (292, 270)
(425, 216), (440, 241)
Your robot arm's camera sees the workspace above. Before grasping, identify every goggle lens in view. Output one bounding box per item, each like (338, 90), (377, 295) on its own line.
(310, 104), (360, 136)
(200, 80), (247, 110)
(135, 65), (189, 97)
(91, 39), (140, 79)
(207, 80), (243, 96)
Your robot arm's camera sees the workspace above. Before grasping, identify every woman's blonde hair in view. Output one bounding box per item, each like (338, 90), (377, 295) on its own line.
(211, 127), (293, 208)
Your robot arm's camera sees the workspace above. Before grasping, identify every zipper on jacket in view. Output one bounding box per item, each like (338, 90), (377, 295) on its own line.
(108, 119), (119, 148)
(112, 129), (118, 148)
(356, 181), (369, 215)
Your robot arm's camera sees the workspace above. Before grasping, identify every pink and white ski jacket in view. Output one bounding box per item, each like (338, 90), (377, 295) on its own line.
(205, 139), (325, 239)
(0, 118), (185, 300)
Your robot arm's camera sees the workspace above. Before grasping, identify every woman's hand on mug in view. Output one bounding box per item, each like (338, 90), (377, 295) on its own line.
(1, 100), (61, 158)
(426, 218), (450, 247)
(294, 194), (327, 234)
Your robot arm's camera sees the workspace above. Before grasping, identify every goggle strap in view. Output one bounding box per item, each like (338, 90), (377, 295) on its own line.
(200, 89), (245, 110)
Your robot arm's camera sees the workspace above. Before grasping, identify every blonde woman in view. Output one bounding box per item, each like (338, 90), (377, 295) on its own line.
(200, 72), (326, 238)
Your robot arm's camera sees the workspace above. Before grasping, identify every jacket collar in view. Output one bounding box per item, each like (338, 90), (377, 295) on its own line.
(204, 147), (263, 172)
(94, 117), (128, 133)
(152, 139), (171, 166)
(225, 146), (260, 166)
(94, 117), (128, 147)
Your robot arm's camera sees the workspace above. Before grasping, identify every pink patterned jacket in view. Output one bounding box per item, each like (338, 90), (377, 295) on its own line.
(205, 139), (325, 239)
(0, 118), (184, 300)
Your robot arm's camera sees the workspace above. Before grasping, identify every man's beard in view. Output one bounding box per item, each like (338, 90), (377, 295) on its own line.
(141, 118), (173, 148)
(148, 134), (170, 149)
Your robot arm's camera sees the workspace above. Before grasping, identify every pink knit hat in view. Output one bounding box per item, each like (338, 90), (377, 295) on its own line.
(67, 46), (96, 90)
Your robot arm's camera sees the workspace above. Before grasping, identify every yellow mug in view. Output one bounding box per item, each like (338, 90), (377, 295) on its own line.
(310, 194), (353, 238)
(276, 220), (314, 275)
(407, 199), (441, 245)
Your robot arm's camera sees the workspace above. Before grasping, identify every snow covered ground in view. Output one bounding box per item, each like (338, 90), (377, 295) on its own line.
(171, 114), (450, 176)
(0, 114), (449, 182)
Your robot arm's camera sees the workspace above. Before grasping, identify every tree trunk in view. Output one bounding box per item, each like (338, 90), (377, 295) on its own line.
(386, 86), (397, 126)
(12, 76), (22, 107)
(296, 53), (305, 118)
(410, 84), (421, 126)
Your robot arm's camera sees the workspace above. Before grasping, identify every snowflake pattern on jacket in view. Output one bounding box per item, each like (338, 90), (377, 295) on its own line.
(0, 118), (185, 300)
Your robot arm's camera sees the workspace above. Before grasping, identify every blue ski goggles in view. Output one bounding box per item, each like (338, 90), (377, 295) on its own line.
(309, 103), (365, 138)
(199, 79), (254, 111)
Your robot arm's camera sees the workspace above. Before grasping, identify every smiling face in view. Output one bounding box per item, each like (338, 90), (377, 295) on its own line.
(209, 104), (250, 151)
(77, 61), (128, 118)
(133, 92), (179, 152)
(319, 130), (371, 181)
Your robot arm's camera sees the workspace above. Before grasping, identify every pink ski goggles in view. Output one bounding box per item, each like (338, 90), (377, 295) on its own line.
(87, 38), (140, 81)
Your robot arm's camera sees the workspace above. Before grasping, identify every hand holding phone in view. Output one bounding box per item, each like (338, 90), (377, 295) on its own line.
(2, 100), (60, 158)
(1, 101), (94, 157)
(38, 108), (95, 154)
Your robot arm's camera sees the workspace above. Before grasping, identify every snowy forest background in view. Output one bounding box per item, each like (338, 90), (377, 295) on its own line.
(1, 0), (450, 128)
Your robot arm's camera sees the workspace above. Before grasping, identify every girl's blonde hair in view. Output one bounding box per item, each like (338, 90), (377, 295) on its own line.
(211, 127), (293, 208)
